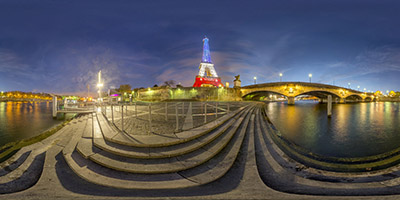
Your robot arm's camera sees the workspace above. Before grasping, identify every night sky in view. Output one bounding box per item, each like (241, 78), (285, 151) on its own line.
(1, 0), (400, 95)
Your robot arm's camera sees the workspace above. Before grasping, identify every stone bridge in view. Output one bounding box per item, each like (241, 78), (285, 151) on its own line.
(241, 82), (375, 104)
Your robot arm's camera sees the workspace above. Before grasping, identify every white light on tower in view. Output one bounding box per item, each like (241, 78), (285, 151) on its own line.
(279, 73), (283, 82)
(254, 76), (257, 84)
(308, 73), (312, 83)
(97, 70), (104, 99)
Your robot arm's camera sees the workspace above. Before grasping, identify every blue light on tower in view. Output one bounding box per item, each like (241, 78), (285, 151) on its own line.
(202, 36), (212, 63)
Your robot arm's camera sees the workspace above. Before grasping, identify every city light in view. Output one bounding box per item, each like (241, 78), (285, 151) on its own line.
(254, 76), (257, 84)
(279, 73), (283, 82)
(97, 70), (104, 99)
(308, 74), (312, 83)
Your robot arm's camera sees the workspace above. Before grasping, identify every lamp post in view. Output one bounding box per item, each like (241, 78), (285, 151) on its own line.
(254, 76), (257, 84)
(308, 73), (312, 83)
(348, 82), (351, 89)
(279, 73), (283, 82)
(357, 85), (360, 91)
(97, 70), (104, 101)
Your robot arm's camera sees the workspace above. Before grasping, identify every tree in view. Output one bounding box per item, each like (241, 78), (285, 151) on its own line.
(118, 84), (132, 93)
(163, 80), (176, 87)
(153, 84), (159, 87)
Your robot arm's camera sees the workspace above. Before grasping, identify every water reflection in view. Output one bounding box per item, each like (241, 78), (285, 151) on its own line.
(0, 102), (62, 147)
(265, 101), (400, 157)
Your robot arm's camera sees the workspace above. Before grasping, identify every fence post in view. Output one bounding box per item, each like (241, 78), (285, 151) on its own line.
(175, 103), (179, 132)
(135, 101), (137, 118)
(121, 105), (124, 131)
(181, 102), (184, 117)
(149, 103), (152, 134)
(204, 102), (207, 123)
(215, 102), (218, 118)
(165, 102), (168, 121)
(111, 104), (114, 124)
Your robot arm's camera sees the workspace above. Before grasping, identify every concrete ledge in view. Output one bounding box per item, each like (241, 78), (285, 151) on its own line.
(76, 108), (249, 174)
(93, 107), (249, 159)
(101, 105), (250, 147)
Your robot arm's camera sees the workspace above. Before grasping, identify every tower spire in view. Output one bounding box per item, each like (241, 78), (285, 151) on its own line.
(193, 36), (223, 88)
(202, 36), (212, 63)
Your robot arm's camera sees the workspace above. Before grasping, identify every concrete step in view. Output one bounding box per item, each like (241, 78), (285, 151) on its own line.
(99, 105), (249, 147)
(254, 106), (395, 190)
(257, 106), (400, 184)
(76, 107), (251, 174)
(62, 107), (254, 189)
(92, 107), (250, 159)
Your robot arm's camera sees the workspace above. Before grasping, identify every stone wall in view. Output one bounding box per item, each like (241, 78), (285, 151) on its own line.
(136, 87), (242, 101)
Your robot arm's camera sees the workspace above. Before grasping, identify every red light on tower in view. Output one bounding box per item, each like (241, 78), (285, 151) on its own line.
(193, 36), (223, 88)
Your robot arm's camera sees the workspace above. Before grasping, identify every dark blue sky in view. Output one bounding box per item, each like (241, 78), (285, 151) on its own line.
(1, 0), (400, 95)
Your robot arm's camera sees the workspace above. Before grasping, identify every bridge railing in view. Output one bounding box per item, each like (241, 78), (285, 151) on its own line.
(99, 101), (246, 135)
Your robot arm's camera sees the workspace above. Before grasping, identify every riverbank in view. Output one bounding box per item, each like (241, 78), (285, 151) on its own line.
(0, 117), (73, 163)
(0, 99), (51, 102)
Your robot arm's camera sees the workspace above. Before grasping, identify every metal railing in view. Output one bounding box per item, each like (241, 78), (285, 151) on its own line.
(99, 101), (246, 135)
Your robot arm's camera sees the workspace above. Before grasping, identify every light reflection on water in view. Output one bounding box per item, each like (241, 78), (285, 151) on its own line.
(264, 101), (400, 158)
(0, 102), (63, 147)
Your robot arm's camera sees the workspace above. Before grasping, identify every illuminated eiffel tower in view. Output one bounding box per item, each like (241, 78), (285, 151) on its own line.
(193, 36), (223, 87)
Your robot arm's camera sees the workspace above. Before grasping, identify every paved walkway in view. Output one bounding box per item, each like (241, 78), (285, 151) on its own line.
(1, 103), (400, 199)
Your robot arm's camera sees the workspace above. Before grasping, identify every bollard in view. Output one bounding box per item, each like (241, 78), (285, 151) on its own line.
(204, 102), (207, 123)
(149, 103), (152, 134)
(111, 105), (114, 124)
(165, 102), (168, 121)
(175, 103), (179, 132)
(328, 95), (332, 118)
(121, 105), (124, 131)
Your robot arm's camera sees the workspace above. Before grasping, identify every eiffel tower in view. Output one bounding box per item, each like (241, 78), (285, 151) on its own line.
(193, 36), (223, 87)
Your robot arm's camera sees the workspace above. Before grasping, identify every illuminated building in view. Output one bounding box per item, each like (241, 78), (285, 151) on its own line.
(193, 36), (223, 87)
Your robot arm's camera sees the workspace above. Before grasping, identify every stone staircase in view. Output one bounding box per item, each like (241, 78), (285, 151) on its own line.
(3, 102), (400, 198)
(62, 104), (254, 189)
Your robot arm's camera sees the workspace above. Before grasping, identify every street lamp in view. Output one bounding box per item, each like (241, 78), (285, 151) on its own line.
(308, 73), (312, 83)
(348, 82), (351, 89)
(97, 70), (104, 100)
(279, 73), (283, 82)
(357, 85), (360, 91)
(254, 76), (257, 84)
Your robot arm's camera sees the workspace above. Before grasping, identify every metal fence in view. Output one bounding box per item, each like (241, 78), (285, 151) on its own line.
(100, 101), (246, 135)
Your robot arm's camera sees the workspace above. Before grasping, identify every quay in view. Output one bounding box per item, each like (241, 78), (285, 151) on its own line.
(2, 101), (400, 199)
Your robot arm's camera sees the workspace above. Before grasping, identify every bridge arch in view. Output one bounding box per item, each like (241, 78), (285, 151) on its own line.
(242, 90), (287, 101)
(240, 82), (370, 104)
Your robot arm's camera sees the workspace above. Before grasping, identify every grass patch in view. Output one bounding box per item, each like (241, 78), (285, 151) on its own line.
(0, 118), (73, 163)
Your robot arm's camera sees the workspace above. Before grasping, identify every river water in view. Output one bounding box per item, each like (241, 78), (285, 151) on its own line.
(0, 102), (65, 147)
(265, 101), (400, 158)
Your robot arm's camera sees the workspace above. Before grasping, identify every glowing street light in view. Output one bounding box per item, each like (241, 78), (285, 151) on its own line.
(348, 82), (351, 89)
(308, 73), (312, 83)
(357, 85), (360, 91)
(279, 73), (283, 82)
(254, 76), (257, 84)
(97, 70), (104, 99)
